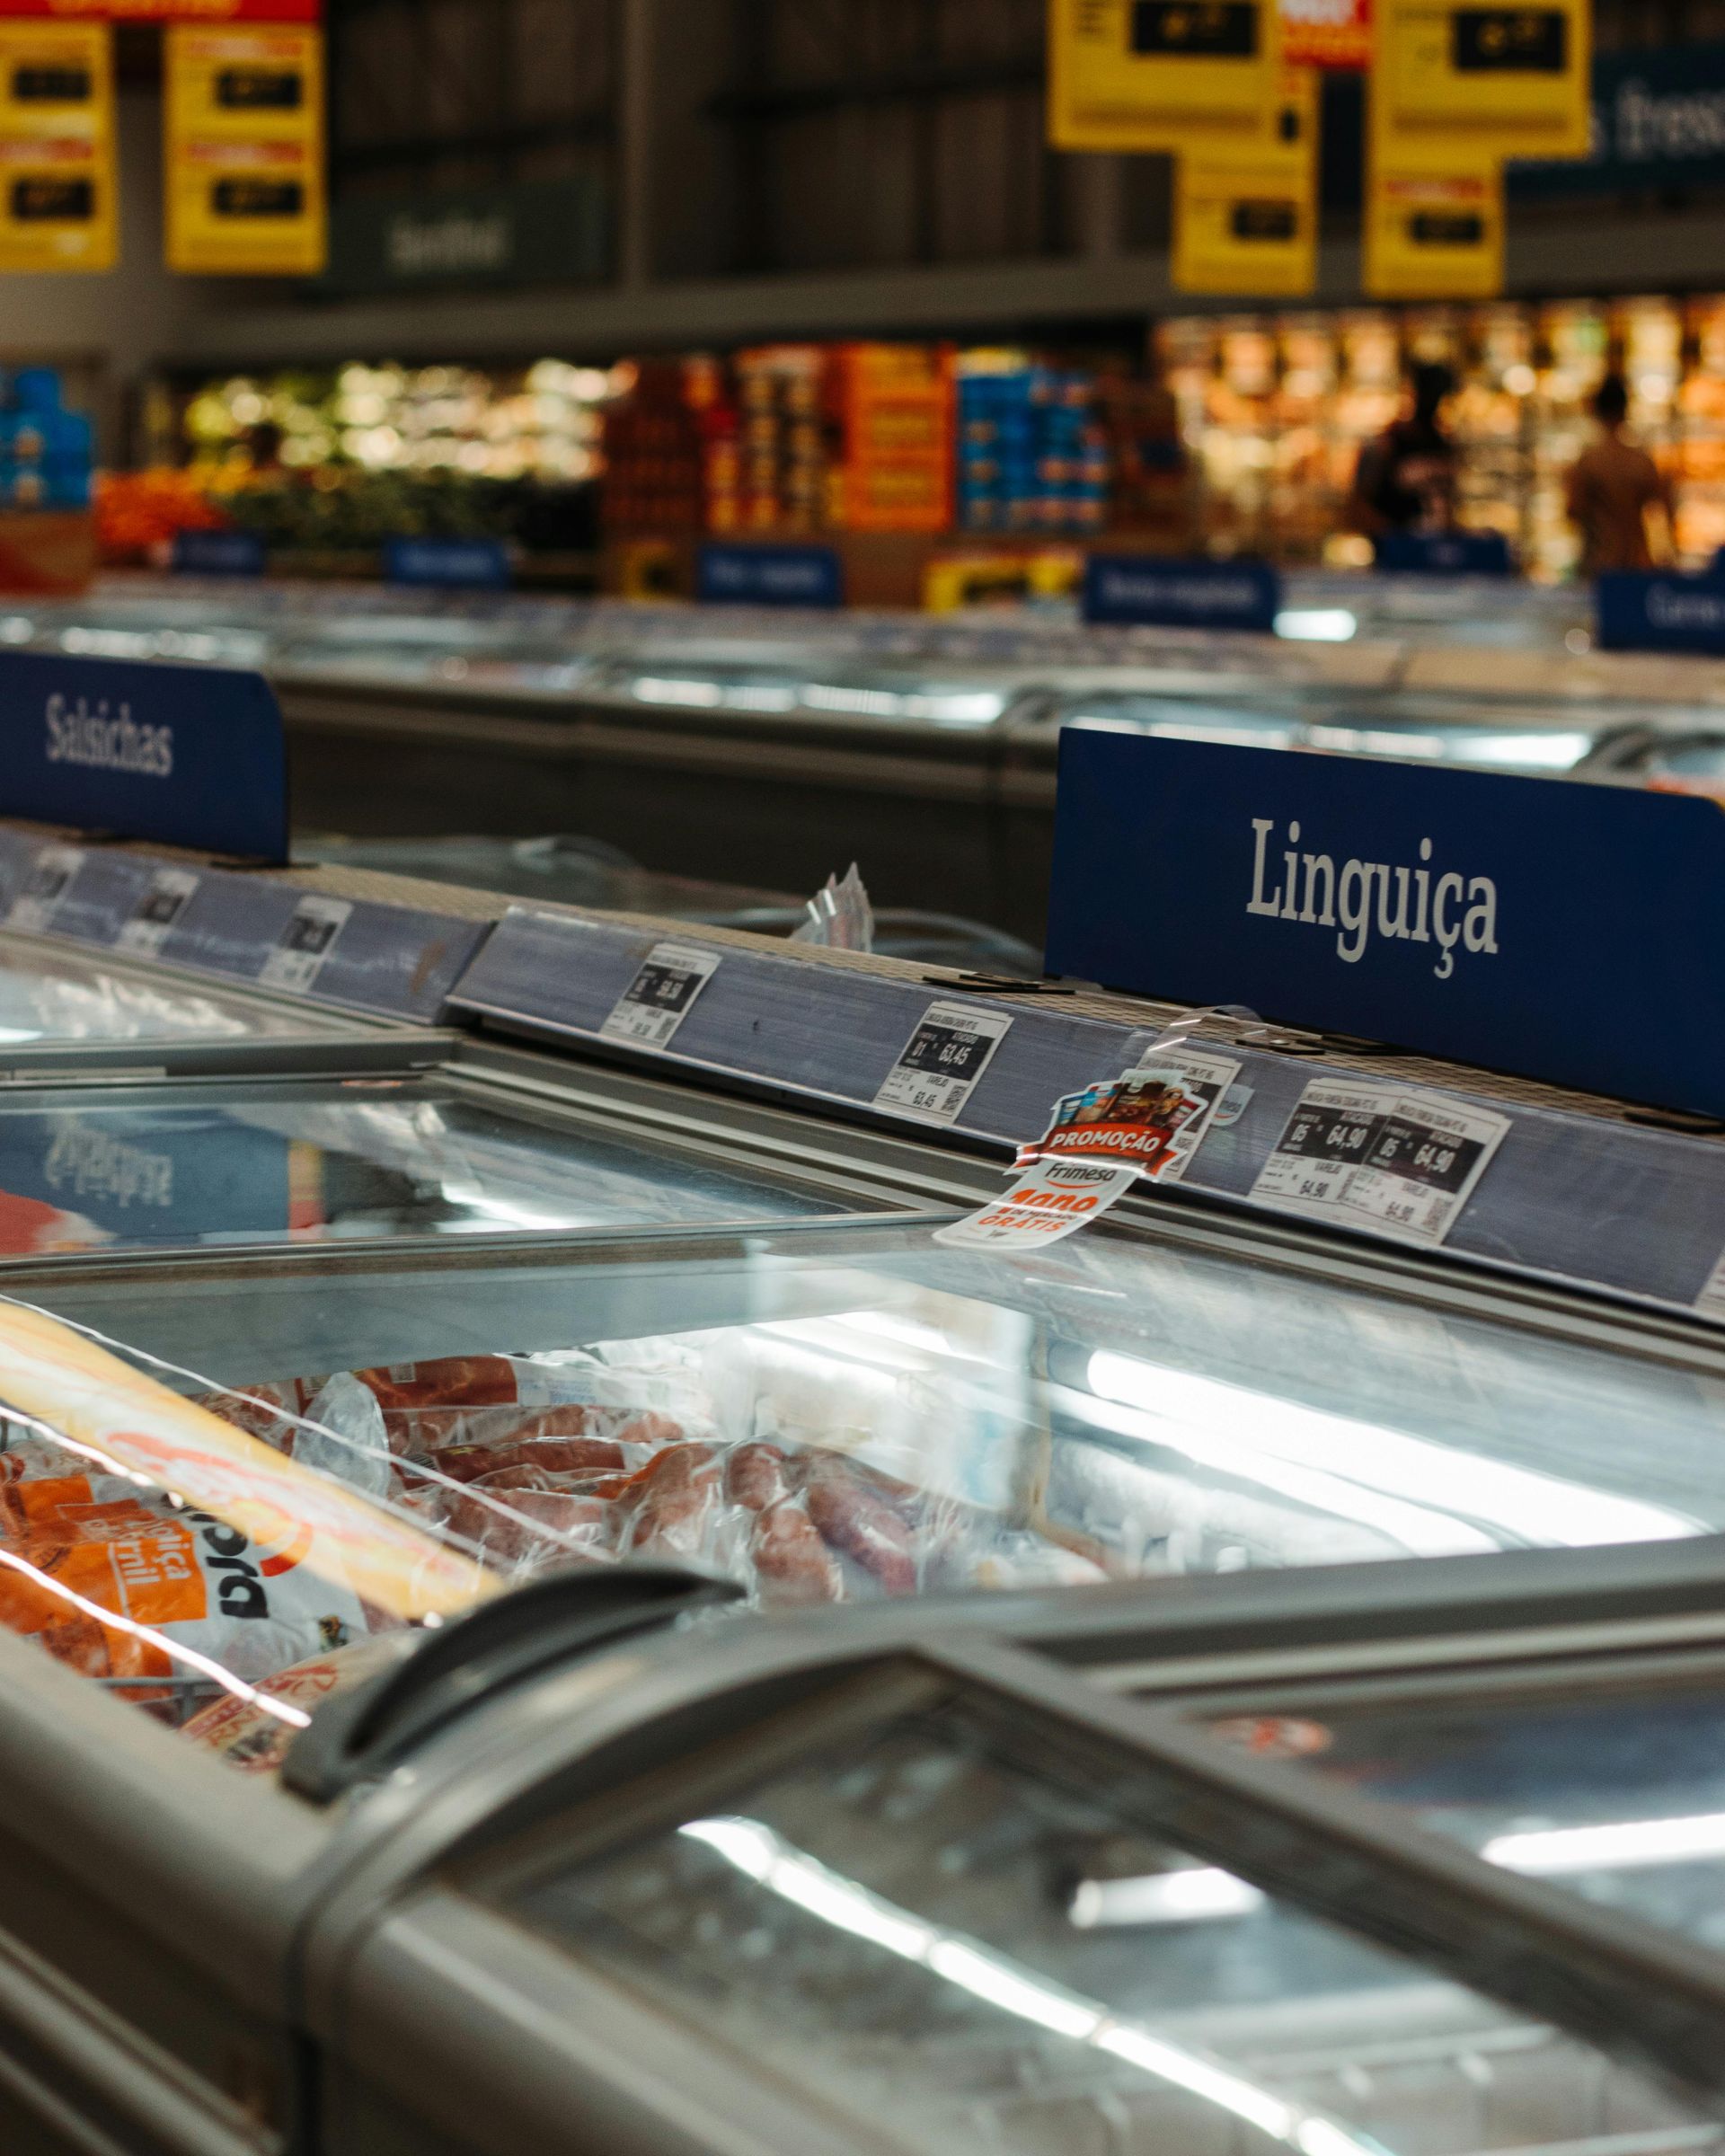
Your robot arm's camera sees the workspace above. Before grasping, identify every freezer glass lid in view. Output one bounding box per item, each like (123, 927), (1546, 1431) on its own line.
(1209, 1665), (1725, 1960)
(8, 1210), (1725, 1772)
(502, 1684), (1716, 2152)
(0, 1073), (840, 1256)
(0, 935), (334, 1046)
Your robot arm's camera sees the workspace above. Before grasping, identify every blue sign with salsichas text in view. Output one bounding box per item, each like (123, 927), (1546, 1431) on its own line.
(1045, 729), (1725, 1118)
(1083, 553), (1280, 633)
(0, 650), (288, 862)
(1597, 570), (1725, 654)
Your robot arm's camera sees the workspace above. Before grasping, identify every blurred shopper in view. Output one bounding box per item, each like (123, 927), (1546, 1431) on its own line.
(1349, 362), (1457, 537)
(1565, 374), (1673, 574)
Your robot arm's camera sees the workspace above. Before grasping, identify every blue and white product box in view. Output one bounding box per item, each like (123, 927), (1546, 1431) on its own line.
(695, 541), (845, 608)
(1082, 553), (1281, 633)
(383, 536), (512, 589)
(1597, 570), (1725, 654)
(1045, 728), (1725, 1120)
(1375, 529), (1514, 576)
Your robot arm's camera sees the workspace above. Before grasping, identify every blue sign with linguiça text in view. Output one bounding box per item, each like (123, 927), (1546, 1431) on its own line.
(1597, 570), (1725, 655)
(1375, 530), (1513, 577)
(171, 529), (266, 578)
(1083, 553), (1280, 634)
(1045, 729), (1725, 1118)
(0, 651), (288, 862)
(695, 542), (845, 609)
(383, 537), (512, 590)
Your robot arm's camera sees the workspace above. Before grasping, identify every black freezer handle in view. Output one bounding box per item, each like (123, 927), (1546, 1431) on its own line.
(283, 1561), (745, 1803)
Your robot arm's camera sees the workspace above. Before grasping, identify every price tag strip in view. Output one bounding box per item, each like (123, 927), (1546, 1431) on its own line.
(938, 1036), (1242, 1251)
(1251, 1078), (1508, 1247)
(260, 893), (353, 995)
(599, 941), (721, 1050)
(873, 1001), (1013, 1125)
(8, 845), (84, 937)
(115, 867), (199, 959)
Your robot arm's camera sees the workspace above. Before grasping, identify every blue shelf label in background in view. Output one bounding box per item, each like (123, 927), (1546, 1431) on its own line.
(1597, 570), (1725, 654)
(383, 536), (512, 589)
(1082, 554), (1280, 633)
(0, 651), (288, 862)
(1045, 729), (1725, 1120)
(1375, 530), (1513, 576)
(696, 542), (844, 608)
(171, 529), (265, 578)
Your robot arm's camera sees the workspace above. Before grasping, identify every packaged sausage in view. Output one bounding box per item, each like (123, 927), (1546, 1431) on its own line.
(179, 1632), (404, 1776)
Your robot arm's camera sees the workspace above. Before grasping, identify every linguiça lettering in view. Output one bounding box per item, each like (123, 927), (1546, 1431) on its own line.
(1247, 817), (1499, 979)
(44, 693), (173, 781)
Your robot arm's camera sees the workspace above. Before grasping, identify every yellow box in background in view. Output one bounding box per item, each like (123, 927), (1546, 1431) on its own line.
(1173, 67), (1317, 296)
(1375, 0), (1589, 158)
(0, 22), (115, 274)
(1048, 0), (1284, 150)
(164, 22), (324, 275)
(1365, 136), (1504, 298)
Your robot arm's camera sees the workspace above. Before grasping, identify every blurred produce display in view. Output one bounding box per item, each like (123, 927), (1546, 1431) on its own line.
(95, 468), (228, 561)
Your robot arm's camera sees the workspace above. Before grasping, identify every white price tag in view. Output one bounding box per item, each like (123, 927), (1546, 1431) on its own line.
(116, 867), (199, 959)
(1252, 1078), (1508, 1248)
(874, 1002), (1012, 1125)
(934, 1159), (1138, 1251)
(1138, 1047), (1243, 1181)
(260, 894), (352, 994)
(600, 941), (720, 1049)
(8, 844), (84, 935)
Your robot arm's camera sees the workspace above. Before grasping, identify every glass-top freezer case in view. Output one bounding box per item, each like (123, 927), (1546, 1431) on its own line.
(489, 1670), (1719, 2155)
(7, 1199), (1725, 1774)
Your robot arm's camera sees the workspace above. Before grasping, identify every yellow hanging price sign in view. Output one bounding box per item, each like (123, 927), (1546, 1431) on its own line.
(1365, 131), (1503, 297)
(1048, 0), (1285, 150)
(1173, 66), (1317, 295)
(1374, 0), (1588, 158)
(0, 21), (114, 272)
(164, 21), (324, 275)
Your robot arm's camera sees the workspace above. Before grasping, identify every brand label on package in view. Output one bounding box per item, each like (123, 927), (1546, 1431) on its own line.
(874, 1002), (1013, 1125)
(600, 941), (720, 1050)
(935, 1158), (1140, 1251)
(116, 866), (199, 959)
(1252, 1077), (1507, 1244)
(260, 892), (351, 994)
(8, 844), (84, 934)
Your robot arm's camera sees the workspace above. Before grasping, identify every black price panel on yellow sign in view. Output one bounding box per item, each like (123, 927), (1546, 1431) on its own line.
(164, 22), (324, 275)
(1374, 0), (1589, 157)
(0, 22), (114, 273)
(1172, 67), (1316, 296)
(1364, 134), (1503, 298)
(1048, 0), (1284, 149)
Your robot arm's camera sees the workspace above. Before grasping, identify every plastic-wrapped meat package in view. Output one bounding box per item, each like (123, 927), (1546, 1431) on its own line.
(179, 1631), (406, 1775)
(0, 1466), (369, 1688)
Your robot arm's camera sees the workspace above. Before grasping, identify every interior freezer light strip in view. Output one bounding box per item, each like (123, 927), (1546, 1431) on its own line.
(1483, 1813), (1725, 1876)
(678, 1816), (1384, 2156)
(0, 1300), (606, 1577)
(0, 1542), (311, 1727)
(1086, 1352), (1701, 1551)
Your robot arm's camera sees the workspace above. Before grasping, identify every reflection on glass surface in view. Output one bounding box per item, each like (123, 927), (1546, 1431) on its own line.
(1222, 1673), (1725, 1961)
(6, 1214), (1725, 1770)
(509, 1697), (1715, 2152)
(0, 1077), (833, 1256)
(619, 666), (1007, 727)
(0, 937), (323, 1046)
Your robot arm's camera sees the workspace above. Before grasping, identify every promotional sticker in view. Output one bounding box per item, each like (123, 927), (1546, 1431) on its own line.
(874, 1002), (1013, 1125)
(599, 941), (720, 1050)
(8, 845), (84, 935)
(260, 892), (351, 994)
(934, 1159), (1139, 1251)
(116, 867), (199, 959)
(1252, 1078), (1508, 1245)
